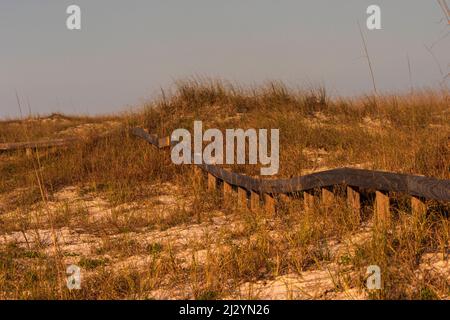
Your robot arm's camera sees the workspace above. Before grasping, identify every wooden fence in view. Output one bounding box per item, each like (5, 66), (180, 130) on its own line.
(0, 132), (110, 153)
(132, 127), (450, 224)
(0, 137), (79, 152)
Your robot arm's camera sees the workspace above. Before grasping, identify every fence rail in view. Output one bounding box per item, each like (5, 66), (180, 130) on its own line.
(132, 127), (450, 221)
(0, 132), (112, 152)
(0, 137), (79, 152)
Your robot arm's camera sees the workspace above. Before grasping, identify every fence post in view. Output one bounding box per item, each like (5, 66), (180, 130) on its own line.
(347, 186), (361, 224)
(192, 166), (203, 188)
(321, 187), (335, 208)
(375, 191), (390, 226)
(304, 191), (315, 212)
(250, 191), (260, 211)
(264, 194), (275, 214)
(207, 173), (217, 191)
(411, 196), (427, 219)
(238, 187), (247, 208)
(223, 180), (232, 202)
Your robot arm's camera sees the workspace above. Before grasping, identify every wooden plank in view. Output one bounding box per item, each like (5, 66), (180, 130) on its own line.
(207, 173), (217, 191)
(264, 194), (275, 214)
(411, 196), (427, 218)
(222, 168), (233, 202)
(375, 191), (390, 226)
(347, 186), (361, 223)
(0, 138), (77, 151)
(304, 191), (315, 212)
(321, 187), (335, 208)
(238, 187), (247, 208)
(223, 181), (233, 202)
(250, 191), (260, 211)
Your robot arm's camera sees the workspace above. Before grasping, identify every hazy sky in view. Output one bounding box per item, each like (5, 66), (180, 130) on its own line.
(0, 0), (448, 118)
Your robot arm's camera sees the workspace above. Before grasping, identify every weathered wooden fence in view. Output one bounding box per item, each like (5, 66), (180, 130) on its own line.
(132, 127), (450, 224)
(0, 137), (78, 152)
(0, 132), (109, 154)
(2, 127), (448, 224)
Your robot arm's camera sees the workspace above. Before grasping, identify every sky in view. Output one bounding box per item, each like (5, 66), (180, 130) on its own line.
(0, 0), (449, 118)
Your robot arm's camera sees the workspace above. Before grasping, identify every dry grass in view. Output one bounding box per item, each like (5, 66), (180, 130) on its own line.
(0, 80), (449, 300)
